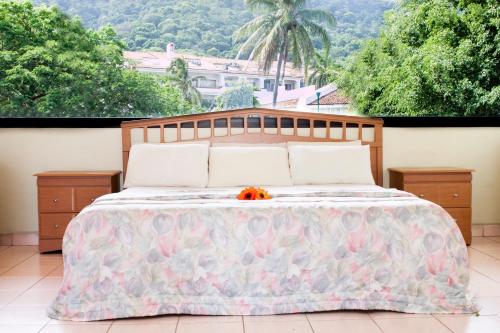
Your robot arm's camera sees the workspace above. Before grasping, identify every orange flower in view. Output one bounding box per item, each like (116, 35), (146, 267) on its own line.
(237, 187), (258, 200)
(255, 188), (272, 200)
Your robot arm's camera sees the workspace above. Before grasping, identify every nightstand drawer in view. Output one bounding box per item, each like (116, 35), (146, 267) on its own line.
(404, 184), (439, 203)
(39, 213), (74, 238)
(446, 208), (471, 244)
(438, 183), (471, 207)
(75, 187), (110, 211)
(38, 187), (73, 212)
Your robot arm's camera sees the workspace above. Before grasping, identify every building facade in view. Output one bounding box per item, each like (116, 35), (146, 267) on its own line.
(124, 43), (304, 101)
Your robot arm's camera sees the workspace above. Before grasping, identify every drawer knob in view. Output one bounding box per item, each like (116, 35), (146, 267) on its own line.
(419, 194), (425, 198)
(52, 198), (59, 203)
(54, 224), (60, 229)
(453, 193), (459, 198)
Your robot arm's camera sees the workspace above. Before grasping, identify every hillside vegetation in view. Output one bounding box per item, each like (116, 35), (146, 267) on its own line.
(340, 0), (499, 116)
(33, 0), (393, 60)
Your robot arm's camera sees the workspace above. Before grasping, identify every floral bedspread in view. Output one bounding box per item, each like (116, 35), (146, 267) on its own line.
(48, 185), (477, 321)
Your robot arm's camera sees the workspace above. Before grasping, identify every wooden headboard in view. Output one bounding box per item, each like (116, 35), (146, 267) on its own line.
(121, 108), (384, 185)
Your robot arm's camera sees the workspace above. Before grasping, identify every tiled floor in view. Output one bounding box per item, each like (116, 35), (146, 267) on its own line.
(0, 237), (499, 333)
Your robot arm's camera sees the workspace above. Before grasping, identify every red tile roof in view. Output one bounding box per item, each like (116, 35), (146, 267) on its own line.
(308, 89), (351, 105)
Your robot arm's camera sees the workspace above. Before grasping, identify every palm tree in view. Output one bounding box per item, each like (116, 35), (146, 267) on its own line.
(307, 50), (342, 88)
(165, 58), (201, 105)
(234, 0), (335, 107)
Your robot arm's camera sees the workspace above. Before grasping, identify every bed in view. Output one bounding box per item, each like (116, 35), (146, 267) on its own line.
(48, 108), (477, 321)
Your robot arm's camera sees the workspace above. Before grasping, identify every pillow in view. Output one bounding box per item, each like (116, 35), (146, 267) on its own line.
(288, 145), (375, 185)
(212, 142), (286, 148)
(135, 140), (210, 146)
(287, 140), (361, 147)
(208, 146), (292, 187)
(124, 143), (209, 188)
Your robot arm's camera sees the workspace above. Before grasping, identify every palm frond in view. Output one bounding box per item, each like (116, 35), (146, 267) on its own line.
(256, 22), (283, 72)
(233, 15), (272, 41)
(245, 0), (277, 12)
(300, 19), (332, 51)
(291, 25), (315, 68)
(288, 30), (304, 68)
(235, 17), (275, 59)
(297, 9), (336, 27)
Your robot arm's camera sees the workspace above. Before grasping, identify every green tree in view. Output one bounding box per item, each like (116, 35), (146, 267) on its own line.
(215, 84), (257, 110)
(307, 50), (342, 88)
(0, 1), (194, 117)
(339, 0), (499, 116)
(234, 0), (336, 107)
(165, 58), (202, 106)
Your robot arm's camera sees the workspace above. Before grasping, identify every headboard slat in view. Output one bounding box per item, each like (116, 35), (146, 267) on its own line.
(121, 108), (384, 185)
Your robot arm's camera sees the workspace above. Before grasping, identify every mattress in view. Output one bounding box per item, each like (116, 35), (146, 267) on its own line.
(48, 185), (477, 320)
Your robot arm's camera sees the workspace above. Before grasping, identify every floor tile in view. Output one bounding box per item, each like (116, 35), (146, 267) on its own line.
(307, 310), (370, 321)
(309, 318), (382, 333)
(114, 315), (179, 324)
(243, 313), (307, 322)
(0, 306), (51, 325)
(29, 277), (63, 291)
(2, 259), (61, 277)
(177, 321), (243, 333)
(374, 317), (452, 333)
(487, 237), (500, 243)
(476, 248), (500, 260)
(0, 246), (10, 253)
(109, 322), (177, 333)
(243, 319), (312, 333)
(47, 319), (113, 326)
(2, 266), (56, 277)
(8, 289), (58, 307)
(47, 265), (64, 277)
(369, 311), (432, 319)
(471, 237), (500, 249)
(0, 276), (42, 291)
(40, 323), (111, 333)
(469, 270), (500, 296)
(436, 315), (500, 333)
(0, 247), (38, 268)
(179, 315), (242, 323)
(468, 249), (500, 282)
(0, 267), (12, 275)
(0, 324), (44, 333)
(0, 290), (24, 307)
(475, 297), (500, 316)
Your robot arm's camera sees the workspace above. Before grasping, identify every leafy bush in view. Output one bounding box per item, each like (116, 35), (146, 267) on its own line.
(339, 0), (499, 116)
(0, 1), (198, 117)
(215, 84), (257, 111)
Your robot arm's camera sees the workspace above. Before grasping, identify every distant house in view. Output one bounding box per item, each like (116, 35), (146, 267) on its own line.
(124, 43), (304, 102)
(256, 85), (317, 109)
(258, 84), (353, 115)
(298, 84), (352, 114)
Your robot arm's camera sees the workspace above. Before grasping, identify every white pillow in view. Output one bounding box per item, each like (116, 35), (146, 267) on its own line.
(288, 145), (375, 185)
(124, 143), (209, 188)
(287, 140), (361, 147)
(208, 146), (292, 187)
(212, 142), (286, 148)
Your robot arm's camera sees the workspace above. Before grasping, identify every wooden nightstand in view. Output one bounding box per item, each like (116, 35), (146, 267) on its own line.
(34, 171), (121, 253)
(388, 168), (473, 245)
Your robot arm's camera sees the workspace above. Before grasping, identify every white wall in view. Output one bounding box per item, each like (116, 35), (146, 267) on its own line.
(0, 129), (122, 233)
(383, 128), (500, 226)
(0, 127), (498, 234)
